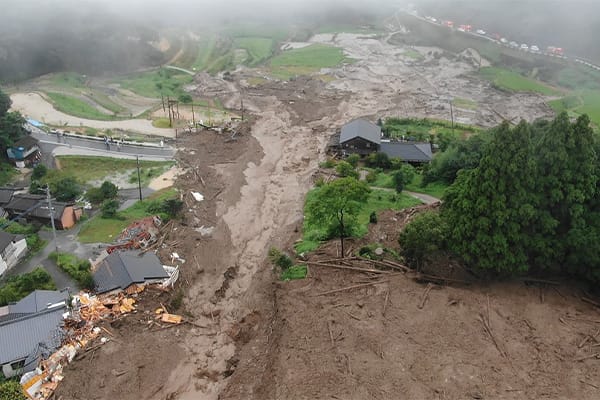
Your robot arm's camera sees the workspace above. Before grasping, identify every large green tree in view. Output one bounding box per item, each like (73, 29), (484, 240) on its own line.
(305, 177), (370, 257)
(0, 86), (27, 149)
(443, 121), (537, 273)
(532, 113), (598, 270)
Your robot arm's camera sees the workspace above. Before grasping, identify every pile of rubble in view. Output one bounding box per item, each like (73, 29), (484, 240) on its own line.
(20, 279), (182, 399)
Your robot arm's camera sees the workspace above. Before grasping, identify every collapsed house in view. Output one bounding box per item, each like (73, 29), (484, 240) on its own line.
(92, 250), (179, 294)
(0, 290), (69, 378)
(328, 119), (433, 164)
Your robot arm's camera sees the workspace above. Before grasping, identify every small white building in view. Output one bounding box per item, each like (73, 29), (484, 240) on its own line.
(0, 231), (28, 276)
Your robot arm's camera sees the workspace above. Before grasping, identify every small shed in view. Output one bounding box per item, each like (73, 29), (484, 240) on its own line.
(6, 136), (41, 168)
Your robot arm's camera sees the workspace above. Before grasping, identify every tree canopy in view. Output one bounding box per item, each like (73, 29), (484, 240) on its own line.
(305, 177), (370, 257)
(404, 112), (600, 281)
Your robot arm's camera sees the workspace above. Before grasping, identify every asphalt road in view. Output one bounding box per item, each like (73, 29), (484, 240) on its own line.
(29, 126), (176, 161)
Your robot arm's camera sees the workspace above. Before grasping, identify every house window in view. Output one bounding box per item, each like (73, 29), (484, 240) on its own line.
(366, 143), (370, 148)
(10, 360), (25, 371)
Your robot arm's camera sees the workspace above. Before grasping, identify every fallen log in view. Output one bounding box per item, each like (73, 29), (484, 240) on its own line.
(315, 281), (388, 297)
(306, 261), (390, 275)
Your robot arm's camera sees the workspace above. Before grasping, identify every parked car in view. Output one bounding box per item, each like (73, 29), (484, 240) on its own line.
(530, 45), (540, 53)
(509, 41), (519, 48)
(520, 44), (529, 51)
(476, 29), (486, 35)
(500, 38), (508, 44)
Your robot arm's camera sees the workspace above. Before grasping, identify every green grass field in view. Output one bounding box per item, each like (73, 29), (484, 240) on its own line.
(369, 171), (448, 199)
(235, 37), (274, 66)
(281, 265), (308, 281)
(270, 44), (347, 79)
(383, 117), (480, 142)
(55, 156), (173, 183)
(479, 67), (561, 96)
(78, 188), (177, 243)
(118, 69), (193, 99)
(295, 187), (421, 254)
(192, 35), (218, 71)
(46, 92), (120, 121)
(51, 72), (86, 89)
(576, 91), (600, 127)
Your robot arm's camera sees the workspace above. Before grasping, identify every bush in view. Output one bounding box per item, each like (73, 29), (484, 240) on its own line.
(145, 197), (183, 218)
(319, 159), (336, 169)
(346, 154), (360, 167)
(51, 177), (82, 202)
(268, 247), (293, 270)
(0, 268), (56, 306)
(392, 164), (415, 193)
(366, 152), (391, 169)
(281, 265), (307, 280)
(86, 180), (119, 205)
(314, 176), (325, 187)
(399, 211), (448, 270)
(335, 161), (358, 179)
(369, 211), (378, 224)
(365, 170), (377, 183)
(0, 380), (26, 400)
(31, 164), (47, 180)
(49, 252), (94, 290)
(101, 199), (119, 218)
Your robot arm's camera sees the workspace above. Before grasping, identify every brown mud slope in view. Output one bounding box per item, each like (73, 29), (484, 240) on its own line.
(222, 207), (600, 400)
(56, 30), (567, 400)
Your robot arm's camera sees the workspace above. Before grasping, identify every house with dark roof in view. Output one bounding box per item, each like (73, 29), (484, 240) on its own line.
(93, 251), (171, 294)
(6, 136), (41, 168)
(0, 231), (28, 276)
(4, 194), (82, 230)
(0, 290), (69, 378)
(330, 119), (433, 164)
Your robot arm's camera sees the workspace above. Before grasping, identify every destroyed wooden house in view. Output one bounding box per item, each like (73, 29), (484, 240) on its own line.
(328, 119), (433, 164)
(0, 290), (69, 378)
(92, 251), (178, 295)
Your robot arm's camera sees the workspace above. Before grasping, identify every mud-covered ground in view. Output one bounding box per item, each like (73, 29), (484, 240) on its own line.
(53, 30), (583, 400)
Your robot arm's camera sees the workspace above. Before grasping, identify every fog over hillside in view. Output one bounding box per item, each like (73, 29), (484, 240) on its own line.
(419, 0), (600, 61)
(0, 0), (598, 82)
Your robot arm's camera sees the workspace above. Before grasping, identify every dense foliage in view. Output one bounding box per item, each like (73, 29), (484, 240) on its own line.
(86, 181), (119, 204)
(0, 267), (56, 306)
(401, 113), (600, 281)
(49, 252), (94, 289)
(0, 379), (26, 400)
(0, 87), (27, 151)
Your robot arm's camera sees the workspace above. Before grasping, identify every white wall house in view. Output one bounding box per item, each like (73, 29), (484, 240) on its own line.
(0, 231), (28, 276)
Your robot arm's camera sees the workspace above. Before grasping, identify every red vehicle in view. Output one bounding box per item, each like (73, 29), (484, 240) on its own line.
(444, 20), (454, 28)
(547, 46), (564, 56)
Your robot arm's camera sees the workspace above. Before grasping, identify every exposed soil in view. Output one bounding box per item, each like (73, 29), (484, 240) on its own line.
(10, 92), (176, 137)
(52, 30), (596, 400)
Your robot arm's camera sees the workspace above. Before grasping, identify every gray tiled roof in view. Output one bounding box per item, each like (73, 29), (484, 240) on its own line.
(340, 119), (381, 145)
(8, 290), (69, 315)
(4, 194), (71, 220)
(0, 306), (66, 366)
(93, 251), (169, 294)
(0, 231), (18, 252)
(0, 188), (17, 206)
(380, 142), (433, 162)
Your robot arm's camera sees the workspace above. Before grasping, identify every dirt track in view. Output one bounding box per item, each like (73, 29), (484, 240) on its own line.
(53, 32), (586, 400)
(9, 92), (175, 137)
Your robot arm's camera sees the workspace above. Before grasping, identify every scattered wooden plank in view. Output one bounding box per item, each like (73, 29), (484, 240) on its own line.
(574, 353), (600, 362)
(582, 297), (600, 308)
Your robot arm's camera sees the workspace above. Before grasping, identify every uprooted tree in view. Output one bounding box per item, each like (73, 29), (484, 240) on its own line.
(305, 177), (370, 257)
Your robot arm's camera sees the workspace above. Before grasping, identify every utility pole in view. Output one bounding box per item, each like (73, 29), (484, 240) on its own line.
(241, 96), (245, 121)
(167, 96), (172, 127)
(136, 155), (143, 201)
(191, 102), (196, 129)
(449, 100), (455, 134)
(46, 185), (58, 253)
